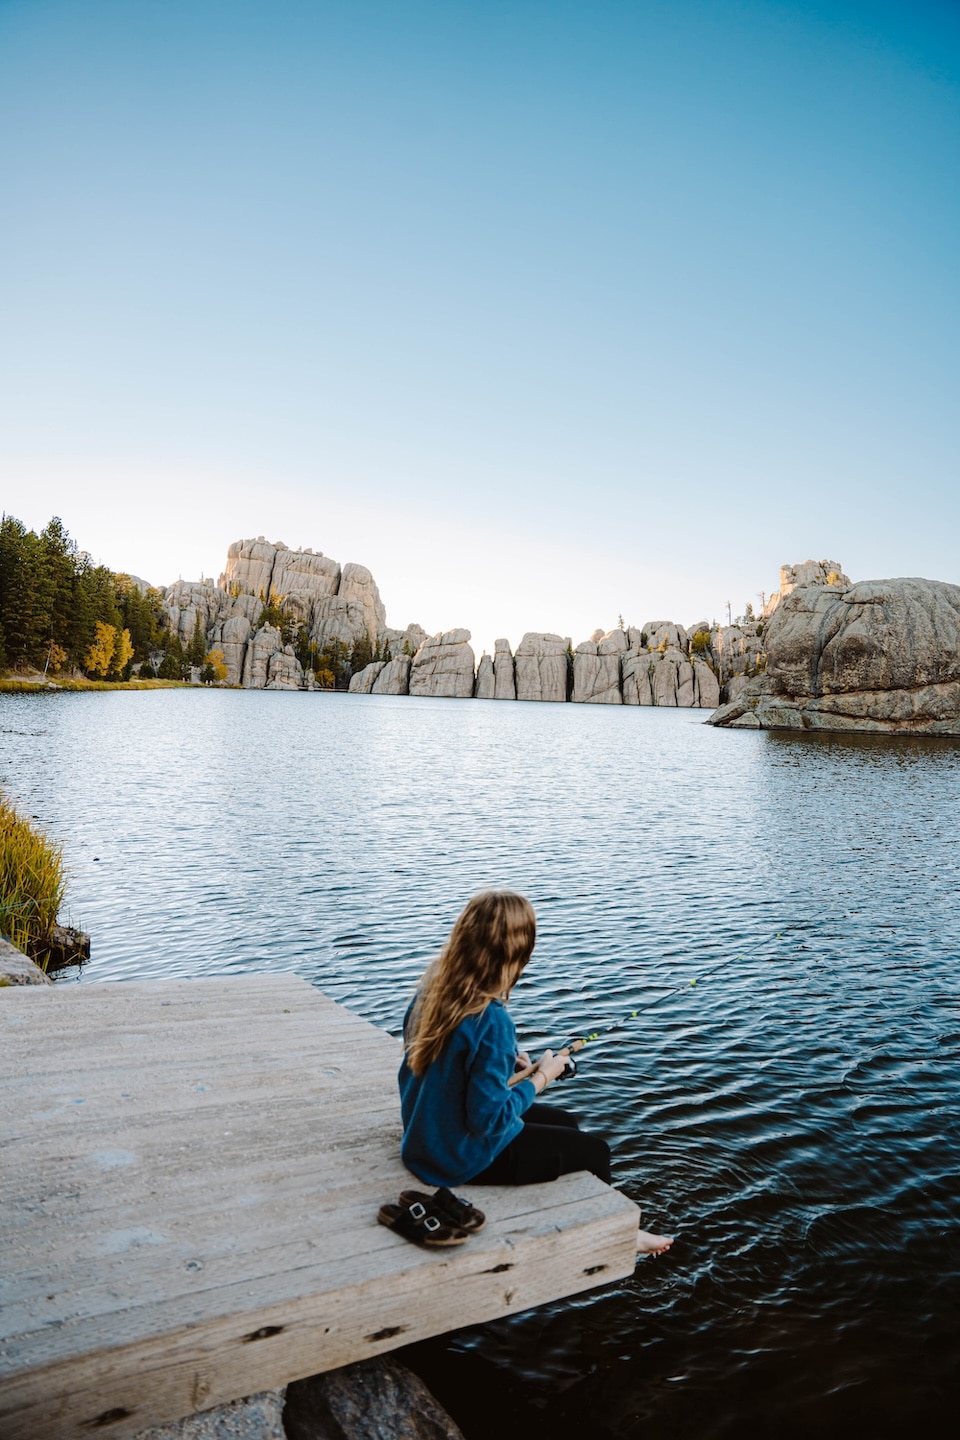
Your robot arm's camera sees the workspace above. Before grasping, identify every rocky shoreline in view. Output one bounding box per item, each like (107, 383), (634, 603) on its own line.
(160, 535), (789, 708)
(709, 575), (960, 737)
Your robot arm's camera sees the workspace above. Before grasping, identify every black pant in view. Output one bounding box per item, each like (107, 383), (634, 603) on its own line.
(467, 1104), (612, 1186)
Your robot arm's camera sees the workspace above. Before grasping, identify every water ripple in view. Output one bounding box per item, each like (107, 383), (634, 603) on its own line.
(3, 690), (960, 1436)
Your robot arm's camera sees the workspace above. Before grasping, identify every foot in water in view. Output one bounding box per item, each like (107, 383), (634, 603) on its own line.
(637, 1228), (674, 1257)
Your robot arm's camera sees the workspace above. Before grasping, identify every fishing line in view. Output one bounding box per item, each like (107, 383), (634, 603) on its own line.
(510, 928), (791, 1086)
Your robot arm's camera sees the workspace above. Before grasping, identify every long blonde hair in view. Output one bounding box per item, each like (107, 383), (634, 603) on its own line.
(405, 891), (537, 1075)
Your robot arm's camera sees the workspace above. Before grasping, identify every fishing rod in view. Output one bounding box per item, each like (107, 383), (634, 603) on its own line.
(508, 933), (783, 1087)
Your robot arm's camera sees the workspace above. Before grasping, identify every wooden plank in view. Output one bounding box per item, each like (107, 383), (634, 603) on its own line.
(0, 976), (640, 1440)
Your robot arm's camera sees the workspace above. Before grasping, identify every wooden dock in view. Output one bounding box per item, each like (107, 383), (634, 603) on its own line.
(0, 975), (640, 1438)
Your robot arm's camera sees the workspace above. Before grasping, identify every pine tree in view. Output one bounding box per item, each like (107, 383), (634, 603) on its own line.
(187, 613), (207, 667)
(0, 517), (48, 666)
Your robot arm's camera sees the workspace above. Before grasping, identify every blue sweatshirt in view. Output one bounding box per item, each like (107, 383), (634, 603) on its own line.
(399, 999), (538, 1186)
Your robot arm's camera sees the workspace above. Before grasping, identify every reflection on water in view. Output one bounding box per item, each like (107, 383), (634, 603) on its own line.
(3, 690), (959, 1436)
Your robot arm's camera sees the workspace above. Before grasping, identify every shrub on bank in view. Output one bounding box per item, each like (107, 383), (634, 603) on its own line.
(0, 794), (65, 960)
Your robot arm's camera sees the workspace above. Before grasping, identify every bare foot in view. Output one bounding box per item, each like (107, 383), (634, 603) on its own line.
(636, 1228), (674, 1257)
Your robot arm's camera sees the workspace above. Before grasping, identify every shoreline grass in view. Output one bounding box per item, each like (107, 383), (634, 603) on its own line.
(0, 794), (66, 961)
(0, 676), (190, 693)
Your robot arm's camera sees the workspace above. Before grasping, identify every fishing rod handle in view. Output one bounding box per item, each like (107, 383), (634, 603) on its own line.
(507, 1039), (583, 1088)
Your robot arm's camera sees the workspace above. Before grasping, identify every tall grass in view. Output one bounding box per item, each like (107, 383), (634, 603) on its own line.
(0, 794), (65, 958)
(0, 677), (186, 692)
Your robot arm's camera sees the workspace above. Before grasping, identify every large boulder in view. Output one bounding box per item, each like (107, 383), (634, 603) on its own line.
(709, 577), (960, 735)
(474, 653), (495, 699)
(642, 621), (689, 654)
(338, 563), (388, 641)
(381, 625), (428, 660)
(621, 647), (718, 708)
(348, 661), (386, 694)
(0, 938), (53, 985)
(265, 646), (304, 690)
(493, 639), (516, 700)
(651, 648), (688, 706)
(131, 1390), (286, 1440)
(764, 558), (850, 616)
(622, 651), (654, 705)
(271, 550), (343, 632)
(164, 581), (235, 648)
(514, 633), (569, 703)
(213, 613), (253, 687)
(241, 624), (284, 688)
(219, 537), (281, 598)
(409, 630), (476, 698)
(372, 657), (412, 695)
(693, 657), (721, 708)
(284, 1357), (464, 1440)
(572, 637), (622, 704)
(712, 624), (765, 686)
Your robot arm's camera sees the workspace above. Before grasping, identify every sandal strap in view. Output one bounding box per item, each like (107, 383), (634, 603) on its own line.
(397, 1187), (485, 1233)
(434, 1187), (484, 1228)
(378, 1200), (466, 1247)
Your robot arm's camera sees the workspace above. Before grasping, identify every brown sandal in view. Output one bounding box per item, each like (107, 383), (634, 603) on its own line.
(377, 1199), (469, 1247)
(398, 1187), (486, 1234)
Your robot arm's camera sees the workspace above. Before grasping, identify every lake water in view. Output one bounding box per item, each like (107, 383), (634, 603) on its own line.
(3, 690), (959, 1437)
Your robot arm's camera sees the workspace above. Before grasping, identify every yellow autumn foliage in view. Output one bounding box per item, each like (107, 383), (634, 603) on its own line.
(112, 628), (134, 676)
(84, 621), (117, 676)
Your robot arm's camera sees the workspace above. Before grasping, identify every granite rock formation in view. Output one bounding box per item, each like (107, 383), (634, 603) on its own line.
(163, 534), (741, 708)
(763, 558), (850, 617)
(129, 1358), (464, 1440)
(474, 653), (495, 699)
(372, 657), (413, 695)
(284, 1357), (465, 1440)
(712, 624), (765, 688)
(164, 538), (422, 690)
(514, 633), (570, 703)
(493, 638), (516, 699)
(0, 938), (53, 986)
(572, 631), (626, 704)
(709, 577), (960, 735)
(348, 657), (413, 696)
(409, 629), (476, 698)
(348, 661), (385, 694)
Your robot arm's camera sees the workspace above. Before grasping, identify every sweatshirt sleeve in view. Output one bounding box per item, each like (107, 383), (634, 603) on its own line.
(462, 1003), (536, 1139)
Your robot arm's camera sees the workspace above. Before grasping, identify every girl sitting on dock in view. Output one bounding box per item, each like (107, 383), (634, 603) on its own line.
(397, 889), (672, 1256)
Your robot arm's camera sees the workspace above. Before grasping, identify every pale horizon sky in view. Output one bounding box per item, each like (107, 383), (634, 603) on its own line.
(1, 0), (958, 655)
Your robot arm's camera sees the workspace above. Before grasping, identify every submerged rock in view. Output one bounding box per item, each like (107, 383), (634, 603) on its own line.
(709, 577), (960, 735)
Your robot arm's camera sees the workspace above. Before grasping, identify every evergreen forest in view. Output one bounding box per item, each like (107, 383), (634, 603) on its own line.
(0, 513), (393, 688)
(0, 514), (171, 679)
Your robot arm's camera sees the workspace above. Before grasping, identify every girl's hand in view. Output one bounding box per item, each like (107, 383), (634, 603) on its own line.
(536, 1048), (570, 1084)
(515, 1052), (532, 1072)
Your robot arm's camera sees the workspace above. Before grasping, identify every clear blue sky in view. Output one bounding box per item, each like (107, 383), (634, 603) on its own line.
(1, 0), (957, 651)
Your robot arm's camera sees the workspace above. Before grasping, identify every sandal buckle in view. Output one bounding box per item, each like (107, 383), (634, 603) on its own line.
(423, 1214), (441, 1233)
(409, 1202), (427, 1221)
